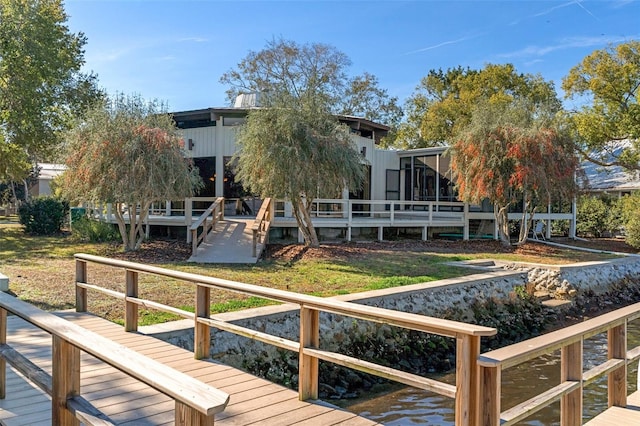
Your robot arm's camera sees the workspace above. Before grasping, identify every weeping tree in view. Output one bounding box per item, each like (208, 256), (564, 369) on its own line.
(221, 38), (384, 247)
(62, 94), (202, 251)
(234, 105), (364, 247)
(451, 101), (579, 245)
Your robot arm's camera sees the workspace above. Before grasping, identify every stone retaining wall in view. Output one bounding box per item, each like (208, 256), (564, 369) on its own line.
(149, 256), (640, 384)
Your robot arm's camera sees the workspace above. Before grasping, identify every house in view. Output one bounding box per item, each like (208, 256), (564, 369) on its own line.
(168, 104), (576, 243)
(29, 163), (66, 198)
(580, 140), (640, 198)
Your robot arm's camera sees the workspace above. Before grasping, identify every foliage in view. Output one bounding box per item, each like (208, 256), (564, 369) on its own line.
(71, 217), (120, 243)
(62, 94), (203, 251)
(220, 38), (401, 127)
(619, 193), (640, 248)
(234, 106), (364, 246)
(450, 101), (579, 245)
(0, 0), (101, 167)
(17, 196), (68, 235)
(562, 41), (640, 172)
(395, 64), (561, 148)
(223, 38), (376, 246)
(576, 195), (623, 238)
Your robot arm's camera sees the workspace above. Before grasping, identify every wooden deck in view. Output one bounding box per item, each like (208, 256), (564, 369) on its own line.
(0, 311), (380, 425)
(585, 390), (640, 425)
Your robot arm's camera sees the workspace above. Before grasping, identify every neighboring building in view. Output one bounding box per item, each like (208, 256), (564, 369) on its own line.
(29, 163), (66, 198)
(580, 140), (640, 198)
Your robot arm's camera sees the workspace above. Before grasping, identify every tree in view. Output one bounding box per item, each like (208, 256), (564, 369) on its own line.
(0, 0), (101, 195)
(220, 38), (401, 126)
(62, 95), (203, 251)
(340, 72), (403, 127)
(562, 41), (640, 172)
(235, 106), (364, 246)
(221, 38), (385, 246)
(450, 101), (578, 245)
(395, 64), (561, 148)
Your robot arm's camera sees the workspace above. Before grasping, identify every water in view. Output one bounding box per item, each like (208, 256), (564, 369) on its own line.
(344, 323), (640, 425)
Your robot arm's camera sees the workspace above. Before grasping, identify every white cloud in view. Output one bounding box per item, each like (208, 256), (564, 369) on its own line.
(498, 35), (633, 59)
(403, 34), (484, 56)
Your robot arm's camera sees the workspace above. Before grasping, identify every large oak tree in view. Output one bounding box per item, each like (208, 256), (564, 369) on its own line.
(395, 64), (560, 149)
(562, 41), (640, 172)
(0, 0), (101, 175)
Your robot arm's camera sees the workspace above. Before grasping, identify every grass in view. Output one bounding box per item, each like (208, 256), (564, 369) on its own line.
(0, 223), (621, 325)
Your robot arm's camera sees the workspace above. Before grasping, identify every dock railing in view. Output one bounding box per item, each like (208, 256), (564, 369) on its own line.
(477, 301), (640, 425)
(251, 197), (272, 257)
(74, 253), (496, 426)
(0, 291), (229, 425)
(190, 197), (225, 256)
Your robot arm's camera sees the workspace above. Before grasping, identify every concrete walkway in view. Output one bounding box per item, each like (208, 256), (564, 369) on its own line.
(188, 217), (264, 264)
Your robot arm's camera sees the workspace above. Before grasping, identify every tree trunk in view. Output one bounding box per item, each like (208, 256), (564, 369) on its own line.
(113, 203), (131, 251)
(517, 194), (530, 244)
(291, 196), (319, 247)
(495, 204), (511, 246)
(22, 179), (29, 201)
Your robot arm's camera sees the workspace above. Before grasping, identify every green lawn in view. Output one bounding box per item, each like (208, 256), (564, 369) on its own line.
(0, 223), (617, 325)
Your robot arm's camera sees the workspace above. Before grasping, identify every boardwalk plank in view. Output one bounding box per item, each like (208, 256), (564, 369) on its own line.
(0, 311), (379, 425)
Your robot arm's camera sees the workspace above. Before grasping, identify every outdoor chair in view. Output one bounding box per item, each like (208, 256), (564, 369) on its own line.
(532, 221), (546, 240)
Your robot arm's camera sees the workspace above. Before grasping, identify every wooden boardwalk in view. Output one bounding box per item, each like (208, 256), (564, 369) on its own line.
(586, 391), (640, 425)
(0, 311), (380, 425)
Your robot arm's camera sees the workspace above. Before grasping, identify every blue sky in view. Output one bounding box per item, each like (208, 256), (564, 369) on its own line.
(65, 0), (639, 114)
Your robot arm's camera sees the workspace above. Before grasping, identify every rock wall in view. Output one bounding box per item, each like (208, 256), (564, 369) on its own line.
(150, 256), (640, 394)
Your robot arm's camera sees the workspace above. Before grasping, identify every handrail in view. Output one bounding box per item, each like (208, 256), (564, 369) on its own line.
(477, 301), (640, 425)
(74, 253), (496, 426)
(251, 198), (272, 257)
(190, 197), (225, 256)
(0, 292), (229, 425)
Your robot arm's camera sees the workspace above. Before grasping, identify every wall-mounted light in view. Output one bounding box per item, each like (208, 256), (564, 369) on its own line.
(360, 146), (366, 157)
(188, 139), (194, 150)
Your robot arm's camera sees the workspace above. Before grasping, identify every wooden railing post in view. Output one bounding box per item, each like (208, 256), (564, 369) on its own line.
(456, 335), (480, 426)
(125, 269), (139, 332)
(561, 340), (583, 426)
(0, 307), (6, 399)
(299, 306), (319, 400)
(608, 323), (627, 407)
(194, 285), (211, 359)
(477, 364), (500, 426)
(75, 259), (87, 312)
(176, 401), (214, 426)
(52, 336), (80, 425)
(252, 230), (258, 257)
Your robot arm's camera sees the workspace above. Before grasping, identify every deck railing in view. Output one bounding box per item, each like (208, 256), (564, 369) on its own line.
(251, 197), (272, 257)
(478, 301), (640, 425)
(0, 292), (229, 425)
(74, 253), (496, 426)
(190, 197), (225, 256)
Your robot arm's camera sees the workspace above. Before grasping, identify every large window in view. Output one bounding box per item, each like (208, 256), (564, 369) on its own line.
(399, 153), (458, 203)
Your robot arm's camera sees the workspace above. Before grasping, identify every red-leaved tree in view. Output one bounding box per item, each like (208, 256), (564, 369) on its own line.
(451, 104), (578, 245)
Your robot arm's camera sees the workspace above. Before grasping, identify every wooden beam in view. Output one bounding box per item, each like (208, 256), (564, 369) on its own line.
(194, 285), (211, 360)
(176, 401), (214, 426)
(299, 307), (319, 400)
(75, 259), (87, 312)
(561, 340), (583, 426)
(125, 269), (139, 332)
(52, 335), (80, 426)
(477, 365), (500, 426)
(608, 323), (627, 407)
(456, 335), (480, 426)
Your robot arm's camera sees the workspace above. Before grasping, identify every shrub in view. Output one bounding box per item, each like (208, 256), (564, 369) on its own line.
(18, 197), (68, 235)
(576, 195), (621, 237)
(71, 217), (120, 242)
(620, 192), (640, 248)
